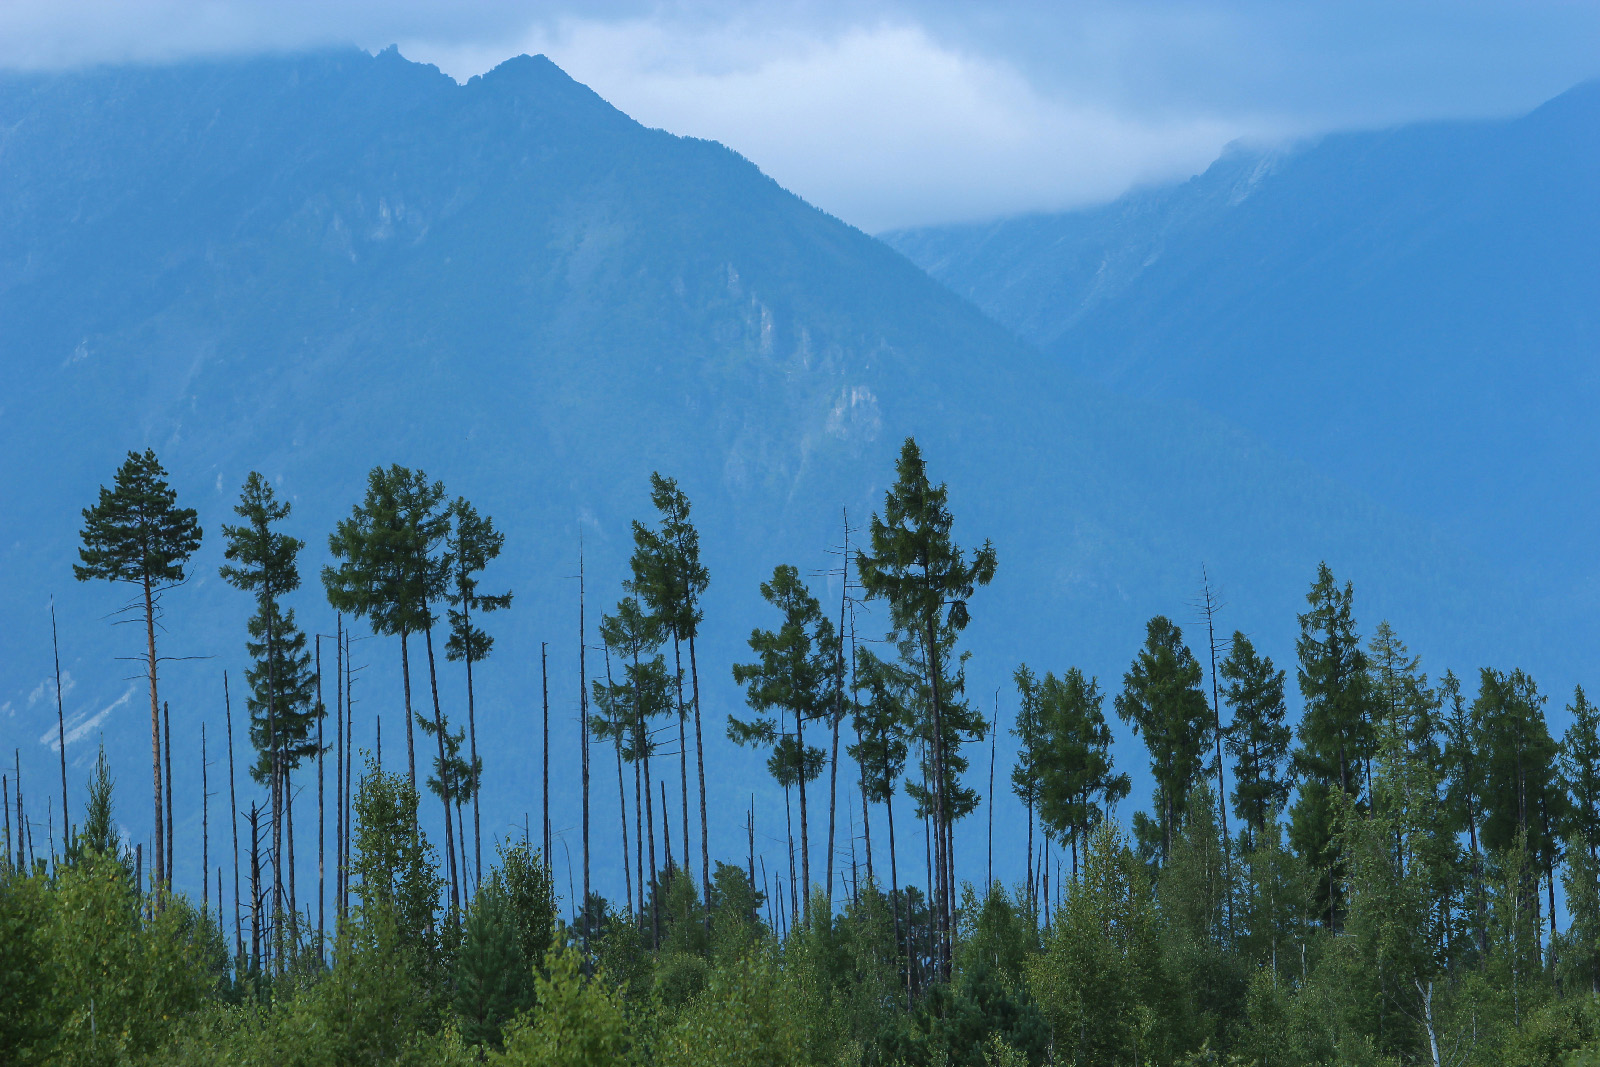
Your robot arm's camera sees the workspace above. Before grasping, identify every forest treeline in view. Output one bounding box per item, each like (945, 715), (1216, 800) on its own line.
(5, 437), (1600, 1066)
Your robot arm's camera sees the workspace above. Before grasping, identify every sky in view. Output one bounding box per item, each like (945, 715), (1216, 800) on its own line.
(2, 2), (1598, 231)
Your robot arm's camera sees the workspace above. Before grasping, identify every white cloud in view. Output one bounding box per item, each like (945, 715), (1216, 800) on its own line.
(38, 684), (134, 752)
(409, 18), (1268, 230)
(0, 2), (1596, 229)
(27, 670), (76, 708)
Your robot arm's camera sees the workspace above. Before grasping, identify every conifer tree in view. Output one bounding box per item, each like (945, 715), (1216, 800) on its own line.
(1475, 667), (1567, 945)
(600, 596), (672, 939)
(1114, 616), (1210, 864)
(1218, 631), (1289, 845)
(1440, 669), (1489, 953)
(1038, 667), (1128, 877)
(74, 448), (202, 899)
(857, 437), (995, 973)
(731, 564), (838, 924)
(628, 474), (712, 917)
(325, 465), (458, 909)
(444, 497), (512, 888)
(1289, 562), (1370, 927)
(1011, 665), (1045, 903)
(220, 472), (321, 966)
(1560, 685), (1600, 866)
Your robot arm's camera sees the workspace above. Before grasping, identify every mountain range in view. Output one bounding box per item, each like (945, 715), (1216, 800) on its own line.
(0, 48), (1584, 905)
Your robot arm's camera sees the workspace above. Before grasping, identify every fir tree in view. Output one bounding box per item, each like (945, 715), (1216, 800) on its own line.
(1218, 631), (1290, 845)
(1289, 562), (1370, 927)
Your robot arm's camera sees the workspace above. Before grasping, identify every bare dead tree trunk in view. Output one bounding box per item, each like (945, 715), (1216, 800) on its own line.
(248, 802), (262, 977)
(463, 599), (482, 892)
(316, 635), (325, 954)
(579, 540), (591, 954)
(143, 574), (164, 903)
(400, 630), (416, 793)
(202, 723), (209, 912)
(542, 642), (551, 862)
(51, 599), (68, 850)
(334, 618), (344, 925)
(226, 674), (243, 968)
(164, 701), (174, 887)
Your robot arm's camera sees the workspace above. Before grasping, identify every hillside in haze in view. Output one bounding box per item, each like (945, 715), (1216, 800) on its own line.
(0, 48), (1563, 905)
(885, 82), (1600, 618)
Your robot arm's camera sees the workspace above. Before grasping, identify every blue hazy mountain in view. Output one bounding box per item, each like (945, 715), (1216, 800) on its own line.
(0, 49), (1564, 904)
(885, 82), (1600, 622)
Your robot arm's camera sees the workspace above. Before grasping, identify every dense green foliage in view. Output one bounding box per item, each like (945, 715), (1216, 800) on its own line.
(12, 437), (1600, 1067)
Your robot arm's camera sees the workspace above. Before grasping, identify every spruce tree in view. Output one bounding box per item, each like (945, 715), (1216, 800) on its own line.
(1560, 685), (1600, 866)
(74, 448), (202, 899)
(857, 438), (994, 975)
(1288, 562), (1370, 927)
(1475, 667), (1567, 946)
(1218, 631), (1289, 845)
(730, 564), (838, 924)
(1114, 616), (1210, 864)
(444, 497), (512, 890)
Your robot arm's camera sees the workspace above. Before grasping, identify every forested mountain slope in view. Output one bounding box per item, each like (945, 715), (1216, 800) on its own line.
(886, 81), (1600, 609)
(0, 48), (1557, 902)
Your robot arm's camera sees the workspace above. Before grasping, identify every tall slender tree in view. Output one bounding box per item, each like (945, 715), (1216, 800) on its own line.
(1560, 685), (1600, 866)
(1115, 616), (1210, 864)
(856, 436), (995, 975)
(74, 448), (202, 899)
(731, 564), (838, 925)
(1218, 631), (1290, 845)
(1289, 562), (1370, 927)
(1012, 664), (1045, 905)
(444, 497), (512, 892)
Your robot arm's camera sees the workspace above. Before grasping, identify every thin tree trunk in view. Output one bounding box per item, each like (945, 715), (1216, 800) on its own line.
(617, 730), (632, 918)
(689, 632), (710, 936)
(988, 706), (996, 890)
(400, 629), (417, 793)
(287, 772), (297, 947)
(924, 618), (952, 978)
(143, 573), (164, 903)
(887, 784), (905, 1001)
(343, 630), (353, 917)
(797, 702), (811, 924)
(672, 632), (689, 892)
(334, 617), (344, 924)
(579, 542), (591, 952)
(51, 600), (68, 850)
(203, 723), (209, 911)
(662, 780), (673, 872)
(423, 626), (459, 914)
(164, 700), (174, 886)
(785, 756), (797, 926)
(643, 713), (659, 946)
(248, 803), (262, 976)
(542, 642), (551, 862)
(635, 733), (645, 919)
(463, 594), (483, 891)
(316, 636), (325, 954)
(226, 675), (243, 968)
